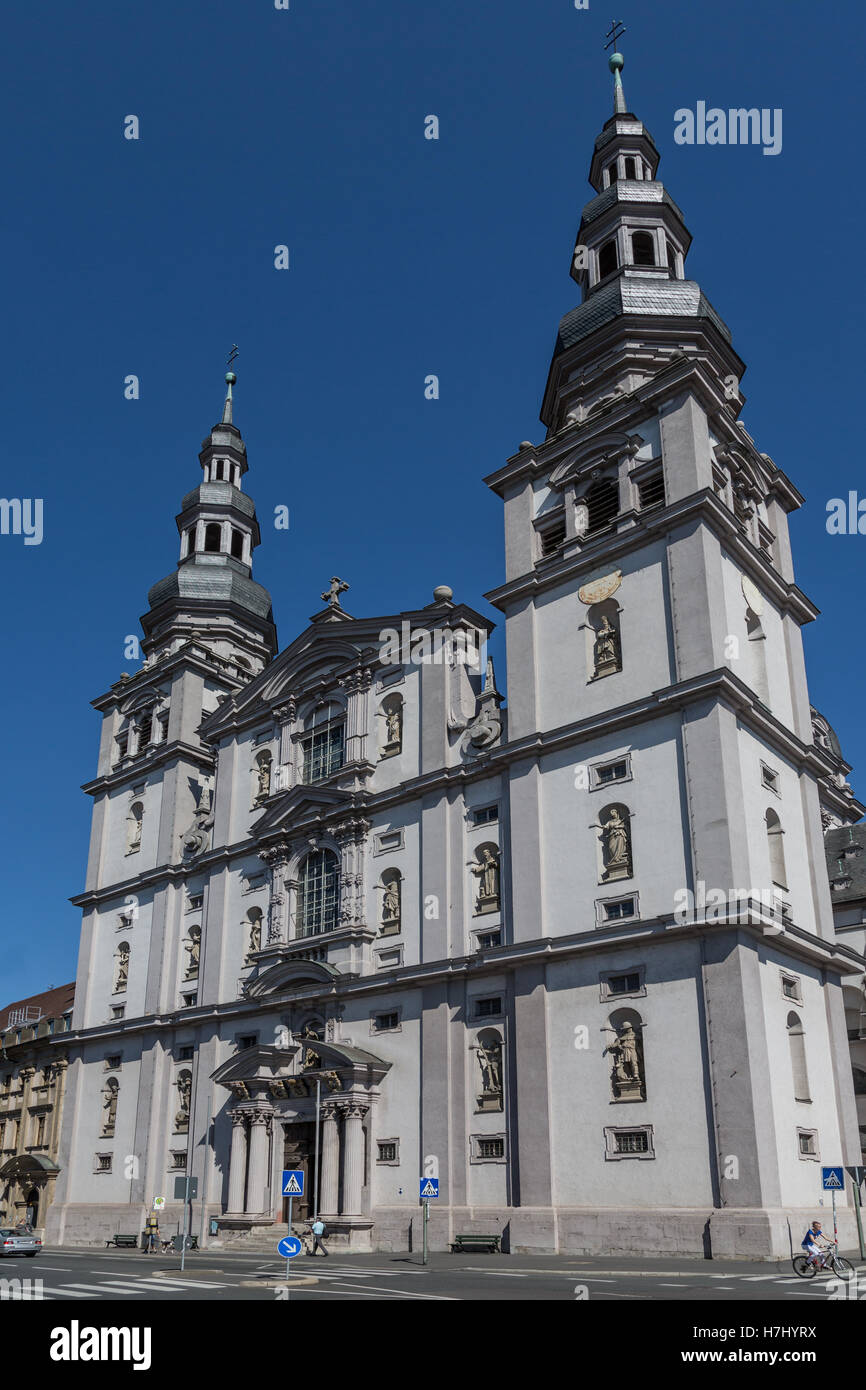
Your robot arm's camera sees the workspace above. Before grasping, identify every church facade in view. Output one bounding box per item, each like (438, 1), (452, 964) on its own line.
(46, 56), (864, 1258)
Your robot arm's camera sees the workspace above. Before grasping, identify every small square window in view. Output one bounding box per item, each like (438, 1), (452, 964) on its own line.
(377, 1140), (399, 1164)
(95, 1153), (113, 1173)
(797, 1128), (819, 1159)
(474, 996), (502, 1018)
(187, 894), (204, 912)
(105, 1055), (122, 1071)
(170, 1151), (187, 1170)
(605, 1125), (655, 1160)
(478, 1137), (504, 1159)
(616, 1131), (648, 1154)
(476, 930), (502, 950)
(375, 830), (403, 854)
(178, 1045), (195, 1061)
(761, 765), (779, 794)
(603, 899), (635, 922)
(781, 975), (802, 1003)
(237, 1035), (257, 1050)
(608, 972), (640, 995)
(375, 949), (403, 970)
(596, 760), (628, 786)
(181, 995), (197, 1009)
(372, 1011), (400, 1033)
(472, 805), (499, 826)
(110, 1006), (125, 1021)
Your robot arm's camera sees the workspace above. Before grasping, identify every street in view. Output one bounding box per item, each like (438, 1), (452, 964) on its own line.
(3, 1247), (864, 1302)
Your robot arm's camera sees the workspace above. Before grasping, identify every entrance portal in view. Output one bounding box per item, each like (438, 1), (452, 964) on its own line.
(282, 1122), (319, 1225)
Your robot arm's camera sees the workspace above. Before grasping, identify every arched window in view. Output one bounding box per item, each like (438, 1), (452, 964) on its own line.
(787, 1012), (810, 1102)
(598, 239), (618, 279)
(204, 523), (221, 553)
(585, 477), (620, 533)
(186, 527), (197, 556)
(244, 908), (263, 962)
(666, 240), (677, 274)
(599, 803), (632, 881)
(380, 869), (402, 935)
(300, 705), (345, 783)
(607, 162), (618, 185)
(605, 1007), (646, 1101)
(624, 156), (636, 179)
(632, 231), (656, 266)
(230, 528), (244, 559)
(380, 693), (403, 756)
(297, 850), (340, 937)
(766, 809), (787, 890)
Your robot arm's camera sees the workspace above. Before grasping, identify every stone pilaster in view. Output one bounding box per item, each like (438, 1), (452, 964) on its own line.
(342, 667), (372, 764)
(335, 817), (371, 926)
(260, 843), (292, 945)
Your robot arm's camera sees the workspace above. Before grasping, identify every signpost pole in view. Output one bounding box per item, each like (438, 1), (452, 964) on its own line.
(313, 1078), (322, 1223)
(832, 1186), (837, 1245)
(422, 1198), (428, 1267)
(181, 1172), (191, 1272)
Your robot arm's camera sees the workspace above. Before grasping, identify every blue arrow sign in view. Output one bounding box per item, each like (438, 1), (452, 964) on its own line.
(822, 1166), (844, 1191)
(278, 1236), (303, 1259)
(282, 1169), (304, 1197)
(419, 1177), (439, 1199)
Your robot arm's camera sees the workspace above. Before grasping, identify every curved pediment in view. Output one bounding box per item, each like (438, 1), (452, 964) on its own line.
(548, 430), (645, 490)
(244, 958), (342, 999)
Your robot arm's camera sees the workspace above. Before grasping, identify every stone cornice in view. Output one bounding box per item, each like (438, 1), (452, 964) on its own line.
(81, 739), (216, 797)
(71, 669), (863, 910)
(54, 913), (864, 1055)
(484, 487), (819, 626)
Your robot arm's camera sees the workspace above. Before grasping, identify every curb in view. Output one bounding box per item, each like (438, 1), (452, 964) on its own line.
(240, 1276), (319, 1288)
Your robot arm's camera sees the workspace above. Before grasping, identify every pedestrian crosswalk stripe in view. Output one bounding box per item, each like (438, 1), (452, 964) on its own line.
(42, 1288), (97, 1298)
(57, 1284), (134, 1295)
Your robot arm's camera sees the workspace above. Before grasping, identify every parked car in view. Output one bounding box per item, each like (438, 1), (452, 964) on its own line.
(0, 1229), (41, 1257)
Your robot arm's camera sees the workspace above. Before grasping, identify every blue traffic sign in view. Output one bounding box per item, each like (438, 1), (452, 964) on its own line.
(278, 1236), (303, 1259)
(282, 1169), (305, 1197)
(419, 1178), (439, 1199)
(822, 1166), (844, 1191)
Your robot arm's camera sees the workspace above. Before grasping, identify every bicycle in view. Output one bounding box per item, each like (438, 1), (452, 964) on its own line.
(793, 1239), (855, 1280)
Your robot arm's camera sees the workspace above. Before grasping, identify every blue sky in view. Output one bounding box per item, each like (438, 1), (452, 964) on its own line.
(1, 0), (862, 1002)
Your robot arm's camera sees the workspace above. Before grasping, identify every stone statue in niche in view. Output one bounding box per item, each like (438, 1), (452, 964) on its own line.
(382, 878), (401, 930)
(593, 615), (620, 677)
(256, 756), (272, 800)
(383, 703), (402, 751)
(181, 782), (214, 857)
(184, 928), (201, 979)
(114, 945), (129, 993)
(298, 1025), (321, 1070)
(246, 914), (262, 960)
(127, 805), (142, 853)
(476, 1037), (503, 1110)
(471, 847), (501, 913)
(604, 1022), (644, 1101)
(174, 1072), (191, 1132)
(602, 809), (631, 880)
(102, 1081), (118, 1136)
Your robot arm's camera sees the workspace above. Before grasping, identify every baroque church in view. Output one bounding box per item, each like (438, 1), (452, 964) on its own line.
(46, 53), (865, 1257)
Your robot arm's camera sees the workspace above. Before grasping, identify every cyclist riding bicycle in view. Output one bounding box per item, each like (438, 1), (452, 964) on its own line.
(801, 1220), (832, 1269)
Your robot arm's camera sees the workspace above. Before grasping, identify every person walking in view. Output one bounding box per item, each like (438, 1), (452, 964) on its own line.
(308, 1217), (329, 1257)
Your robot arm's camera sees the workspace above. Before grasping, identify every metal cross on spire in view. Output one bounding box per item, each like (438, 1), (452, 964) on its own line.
(603, 19), (626, 53)
(227, 344), (239, 368)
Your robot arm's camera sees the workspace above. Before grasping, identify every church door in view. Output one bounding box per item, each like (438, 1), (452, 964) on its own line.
(281, 1122), (318, 1226)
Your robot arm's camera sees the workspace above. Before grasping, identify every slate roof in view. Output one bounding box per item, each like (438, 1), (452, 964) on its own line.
(147, 562), (274, 620)
(825, 823), (866, 905)
(555, 279), (732, 354)
(0, 982), (75, 1034)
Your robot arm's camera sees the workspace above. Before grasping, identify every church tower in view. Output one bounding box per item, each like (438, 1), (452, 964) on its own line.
(484, 50), (862, 1254)
(48, 377), (277, 1238)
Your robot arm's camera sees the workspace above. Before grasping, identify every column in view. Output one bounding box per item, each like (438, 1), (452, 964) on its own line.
(226, 1112), (248, 1214)
(341, 1102), (368, 1217)
(245, 1109), (272, 1215)
(319, 1103), (341, 1217)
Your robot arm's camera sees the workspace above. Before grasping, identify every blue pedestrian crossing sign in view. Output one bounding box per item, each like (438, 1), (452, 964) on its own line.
(822, 1166), (844, 1191)
(278, 1236), (303, 1259)
(282, 1169), (304, 1197)
(419, 1178), (439, 1199)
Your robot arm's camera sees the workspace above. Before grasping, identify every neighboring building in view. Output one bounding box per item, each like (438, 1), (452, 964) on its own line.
(813, 707), (866, 1161)
(47, 53), (864, 1257)
(0, 984), (75, 1231)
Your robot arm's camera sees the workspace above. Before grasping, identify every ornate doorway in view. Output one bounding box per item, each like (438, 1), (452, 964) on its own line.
(282, 1121), (318, 1226)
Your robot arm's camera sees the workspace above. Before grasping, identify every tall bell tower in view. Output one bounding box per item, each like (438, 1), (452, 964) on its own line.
(483, 48), (863, 1256)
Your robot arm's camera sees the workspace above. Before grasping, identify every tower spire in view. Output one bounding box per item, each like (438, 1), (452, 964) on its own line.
(223, 345), (239, 424)
(603, 19), (627, 114)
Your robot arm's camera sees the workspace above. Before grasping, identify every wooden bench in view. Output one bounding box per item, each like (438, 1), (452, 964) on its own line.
(105, 1234), (139, 1249)
(450, 1233), (502, 1254)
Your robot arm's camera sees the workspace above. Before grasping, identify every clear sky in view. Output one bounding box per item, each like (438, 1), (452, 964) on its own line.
(1, 0), (863, 1003)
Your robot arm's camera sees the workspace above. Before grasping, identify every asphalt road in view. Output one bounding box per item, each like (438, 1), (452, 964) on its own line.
(2, 1247), (864, 1302)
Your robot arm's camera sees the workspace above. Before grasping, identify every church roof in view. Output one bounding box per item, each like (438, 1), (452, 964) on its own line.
(555, 279), (732, 354)
(825, 822), (866, 905)
(147, 561), (274, 620)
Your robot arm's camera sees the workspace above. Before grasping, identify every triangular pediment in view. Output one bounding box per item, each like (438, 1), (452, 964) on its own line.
(252, 783), (354, 837)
